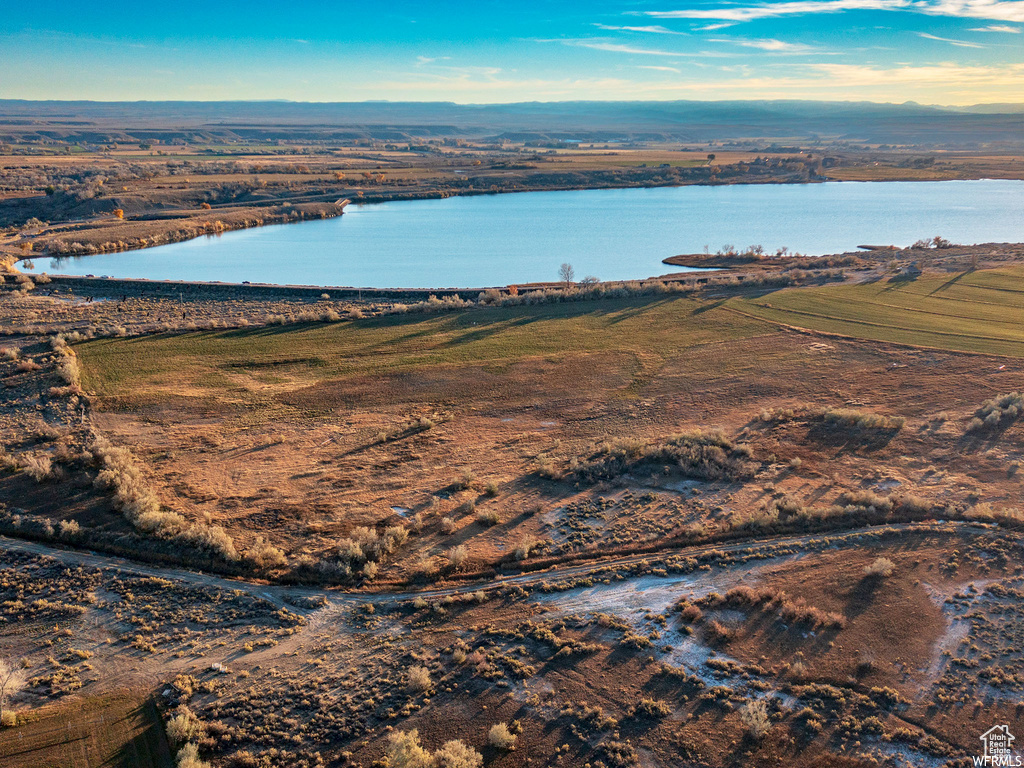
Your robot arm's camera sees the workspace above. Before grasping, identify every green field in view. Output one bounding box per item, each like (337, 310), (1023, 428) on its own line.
(733, 266), (1024, 357)
(0, 693), (172, 768)
(77, 297), (774, 398)
(77, 267), (1024, 414)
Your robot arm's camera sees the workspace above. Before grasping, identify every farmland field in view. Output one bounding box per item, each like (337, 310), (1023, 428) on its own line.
(735, 266), (1024, 357)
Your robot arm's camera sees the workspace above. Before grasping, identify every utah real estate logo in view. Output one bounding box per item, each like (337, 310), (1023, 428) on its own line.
(979, 725), (1022, 766)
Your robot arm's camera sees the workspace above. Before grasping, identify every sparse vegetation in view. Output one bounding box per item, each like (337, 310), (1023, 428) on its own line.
(864, 557), (895, 578)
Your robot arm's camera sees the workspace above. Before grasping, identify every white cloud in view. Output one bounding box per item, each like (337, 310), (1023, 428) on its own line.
(645, 0), (1024, 24)
(637, 65), (683, 72)
(646, 1), (911, 22)
(695, 22), (738, 30)
(593, 23), (687, 35)
(918, 31), (986, 45)
(811, 60), (1024, 84)
(711, 37), (821, 51)
(415, 56), (451, 66)
(568, 40), (693, 56)
(970, 23), (1022, 30)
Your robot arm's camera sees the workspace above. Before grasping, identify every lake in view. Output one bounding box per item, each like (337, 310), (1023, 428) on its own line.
(23, 180), (1024, 288)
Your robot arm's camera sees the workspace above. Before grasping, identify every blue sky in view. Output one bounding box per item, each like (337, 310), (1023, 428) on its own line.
(2, 1), (1022, 104)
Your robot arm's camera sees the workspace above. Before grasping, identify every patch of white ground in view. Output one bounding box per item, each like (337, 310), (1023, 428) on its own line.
(531, 555), (801, 689)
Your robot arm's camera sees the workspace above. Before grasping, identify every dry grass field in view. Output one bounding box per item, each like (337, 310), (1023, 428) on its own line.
(6, 230), (1024, 766)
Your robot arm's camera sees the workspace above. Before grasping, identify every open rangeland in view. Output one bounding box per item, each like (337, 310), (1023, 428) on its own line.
(4, 256), (1024, 767)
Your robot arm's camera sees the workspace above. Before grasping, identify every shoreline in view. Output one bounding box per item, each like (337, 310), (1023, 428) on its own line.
(7, 173), (1014, 276)
(12, 178), (1023, 292)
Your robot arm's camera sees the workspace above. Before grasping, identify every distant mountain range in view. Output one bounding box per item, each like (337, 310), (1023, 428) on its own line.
(1, 99), (1021, 146)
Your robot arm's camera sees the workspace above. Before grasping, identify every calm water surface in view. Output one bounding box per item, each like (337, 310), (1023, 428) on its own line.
(25, 180), (1024, 288)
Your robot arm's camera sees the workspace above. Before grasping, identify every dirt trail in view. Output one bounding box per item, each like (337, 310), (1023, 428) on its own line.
(0, 520), (990, 609)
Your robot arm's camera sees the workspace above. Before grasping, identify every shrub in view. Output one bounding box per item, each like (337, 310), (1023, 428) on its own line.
(245, 536), (287, 570)
(822, 408), (904, 431)
(836, 490), (892, 514)
(968, 392), (1024, 432)
(440, 517), (457, 534)
(476, 510), (500, 526)
(864, 557), (895, 578)
(569, 428), (755, 484)
(514, 537), (542, 561)
(435, 740), (483, 768)
(631, 698), (671, 718)
(740, 699), (771, 739)
(388, 729), (434, 768)
(166, 705), (204, 748)
(21, 454), (52, 482)
(446, 545), (469, 570)
(488, 721), (517, 750)
(407, 665), (432, 693)
(175, 743), (211, 768)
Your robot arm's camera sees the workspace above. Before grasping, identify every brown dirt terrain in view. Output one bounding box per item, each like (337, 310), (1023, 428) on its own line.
(80, 320), (1024, 580)
(5, 250), (1024, 766)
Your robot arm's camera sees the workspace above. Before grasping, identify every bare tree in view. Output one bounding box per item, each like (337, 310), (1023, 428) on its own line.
(0, 658), (27, 726)
(558, 262), (575, 287)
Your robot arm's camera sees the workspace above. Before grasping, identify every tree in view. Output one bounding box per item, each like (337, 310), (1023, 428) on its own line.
(707, 153), (716, 162)
(558, 262), (575, 287)
(0, 658), (27, 726)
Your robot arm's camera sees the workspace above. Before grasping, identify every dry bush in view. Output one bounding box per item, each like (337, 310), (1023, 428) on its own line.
(21, 453), (52, 482)
(440, 517), (457, 534)
(822, 408), (904, 431)
(0, 347), (19, 361)
(15, 359), (41, 373)
(864, 557), (895, 578)
(245, 536), (287, 570)
(514, 537), (542, 561)
(337, 524), (408, 572)
(446, 545), (469, 570)
(166, 705), (204, 748)
(55, 353), (81, 389)
(175, 743), (211, 768)
(435, 740), (483, 768)
(476, 509), (500, 526)
(836, 490), (892, 514)
(407, 665), (432, 693)
(631, 698), (671, 719)
(968, 392), (1024, 432)
(488, 722), (517, 750)
(789, 660), (808, 680)
(89, 436), (238, 562)
(388, 729), (434, 768)
(740, 699), (771, 739)
(569, 428), (756, 484)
